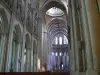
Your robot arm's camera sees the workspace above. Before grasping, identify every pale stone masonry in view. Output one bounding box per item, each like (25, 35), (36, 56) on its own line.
(0, 0), (100, 75)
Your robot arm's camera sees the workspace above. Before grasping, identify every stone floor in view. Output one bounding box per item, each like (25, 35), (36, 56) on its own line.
(0, 72), (70, 75)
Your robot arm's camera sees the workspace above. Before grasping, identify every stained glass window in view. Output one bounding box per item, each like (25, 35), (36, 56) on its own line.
(59, 37), (62, 45)
(64, 35), (68, 44)
(55, 37), (58, 44)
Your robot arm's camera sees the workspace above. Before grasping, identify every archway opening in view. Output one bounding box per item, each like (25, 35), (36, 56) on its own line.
(10, 25), (21, 72)
(24, 34), (31, 72)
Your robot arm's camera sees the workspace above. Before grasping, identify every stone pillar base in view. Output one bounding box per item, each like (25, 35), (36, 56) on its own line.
(70, 71), (85, 75)
(74, 71), (86, 75)
(70, 69), (100, 75)
(86, 69), (100, 75)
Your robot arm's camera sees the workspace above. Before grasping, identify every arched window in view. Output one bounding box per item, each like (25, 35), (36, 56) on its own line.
(64, 35), (68, 44)
(59, 52), (62, 56)
(55, 37), (58, 44)
(55, 52), (58, 56)
(59, 37), (62, 45)
(53, 34), (68, 45)
(46, 7), (64, 17)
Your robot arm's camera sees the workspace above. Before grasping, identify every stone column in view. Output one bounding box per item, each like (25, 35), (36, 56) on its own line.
(33, 52), (37, 72)
(0, 34), (4, 71)
(85, 0), (100, 69)
(42, 31), (48, 66)
(70, 0), (78, 73)
(84, 0), (100, 74)
(58, 54), (60, 69)
(20, 0), (29, 72)
(25, 48), (31, 72)
(62, 52), (64, 68)
(50, 53), (52, 70)
(21, 37), (26, 72)
(62, 36), (64, 45)
(25, 49), (28, 72)
(0, 33), (7, 71)
(16, 43), (21, 72)
(27, 48), (31, 72)
(31, 47), (33, 72)
(63, 52), (66, 67)
(5, 27), (14, 72)
(47, 53), (50, 70)
(66, 53), (69, 68)
(5, 0), (17, 72)
(74, 0), (94, 72)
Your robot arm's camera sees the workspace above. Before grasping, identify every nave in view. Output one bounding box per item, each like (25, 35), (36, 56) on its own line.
(0, 0), (100, 75)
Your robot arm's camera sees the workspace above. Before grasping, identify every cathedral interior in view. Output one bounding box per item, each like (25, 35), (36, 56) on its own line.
(0, 0), (100, 75)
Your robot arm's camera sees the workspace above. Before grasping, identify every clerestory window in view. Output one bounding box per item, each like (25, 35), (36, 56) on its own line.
(46, 7), (64, 17)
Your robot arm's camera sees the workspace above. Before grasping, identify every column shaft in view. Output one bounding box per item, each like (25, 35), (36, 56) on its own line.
(85, 0), (100, 69)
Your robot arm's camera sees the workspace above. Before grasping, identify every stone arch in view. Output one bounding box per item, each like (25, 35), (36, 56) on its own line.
(47, 19), (68, 44)
(51, 32), (68, 40)
(24, 33), (31, 72)
(40, 0), (67, 14)
(13, 24), (22, 43)
(47, 19), (67, 30)
(0, 8), (8, 33)
(39, 0), (67, 24)
(9, 24), (22, 72)
(0, 8), (9, 72)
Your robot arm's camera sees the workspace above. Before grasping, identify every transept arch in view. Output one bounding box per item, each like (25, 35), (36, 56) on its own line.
(40, 0), (67, 14)
(39, 0), (67, 25)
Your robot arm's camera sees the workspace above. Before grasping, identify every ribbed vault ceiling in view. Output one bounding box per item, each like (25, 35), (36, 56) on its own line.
(47, 19), (68, 40)
(39, 0), (68, 40)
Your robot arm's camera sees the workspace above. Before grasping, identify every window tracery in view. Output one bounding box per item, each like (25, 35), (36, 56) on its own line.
(53, 34), (68, 45)
(16, 0), (25, 22)
(33, 13), (38, 35)
(8, 0), (13, 9)
(16, 0), (22, 14)
(59, 37), (62, 45)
